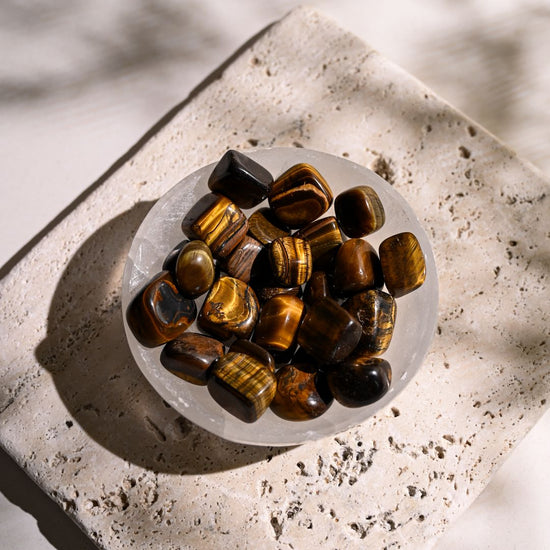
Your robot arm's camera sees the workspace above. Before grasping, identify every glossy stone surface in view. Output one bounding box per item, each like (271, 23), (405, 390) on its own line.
(334, 185), (385, 237)
(207, 149), (273, 209)
(253, 294), (305, 352)
(229, 339), (275, 372)
(303, 271), (331, 306)
(271, 363), (333, 421)
(126, 271), (196, 348)
(181, 193), (248, 258)
(333, 238), (384, 296)
(254, 284), (302, 303)
(295, 216), (343, 267)
(160, 332), (224, 385)
(268, 163), (333, 228)
(198, 276), (259, 340)
(162, 239), (189, 276)
(379, 231), (426, 297)
(326, 357), (392, 408)
(270, 236), (312, 286)
(297, 297), (362, 363)
(175, 240), (215, 298)
(221, 235), (264, 284)
(343, 289), (396, 356)
(207, 352), (277, 423)
(247, 207), (289, 245)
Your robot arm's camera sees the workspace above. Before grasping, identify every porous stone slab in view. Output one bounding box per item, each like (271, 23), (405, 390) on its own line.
(0, 6), (548, 549)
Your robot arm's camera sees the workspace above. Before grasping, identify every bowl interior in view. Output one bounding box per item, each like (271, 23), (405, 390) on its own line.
(121, 147), (438, 446)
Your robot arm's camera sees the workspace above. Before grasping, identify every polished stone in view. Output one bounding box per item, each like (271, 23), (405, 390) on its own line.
(295, 216), (343, 268)
(254, 284), (302, 303)
(175, 240), (215, 298)
(334, 185), (385, 237)
(207, 352), (277, 423)
(269, 236), (312, 286)
(247, 207), (290, 245)
(268, 163), (333, 228)
(181, 193), (248, 258)
(160, 332), (224, 385)
(333, 238), (383, 296)
(303, 270), (332, 306)
(126, 271), (196, 348)
(326, 357), (392, 407)
(161, 239), (190, 276)
(197, 276), (259, 340)
(221, 234), (264, 283)
(253, 294), (304, 352)
(229, 339), (275, 372)
(207, 149), (273, 209)
(379, 231), (426, 297)
(270, 363), (333, 421)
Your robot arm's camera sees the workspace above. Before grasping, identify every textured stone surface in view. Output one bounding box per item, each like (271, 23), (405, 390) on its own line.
(0, 6), (548, 550)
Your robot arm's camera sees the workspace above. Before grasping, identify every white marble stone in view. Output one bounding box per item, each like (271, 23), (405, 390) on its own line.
(0, 6), (548, 549)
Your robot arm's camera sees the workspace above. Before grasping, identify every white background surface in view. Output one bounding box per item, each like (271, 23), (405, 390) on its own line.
(1, 1), (549, 549)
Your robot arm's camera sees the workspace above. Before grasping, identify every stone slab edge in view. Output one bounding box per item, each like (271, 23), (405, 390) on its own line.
(0, 6), (548, 550)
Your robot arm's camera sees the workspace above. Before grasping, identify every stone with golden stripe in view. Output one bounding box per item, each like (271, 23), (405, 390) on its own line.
(269, 236), (312, 287)
(295, 216), (343, 268)
(334, 185), (385, 238)
(248, 207), (290, 245)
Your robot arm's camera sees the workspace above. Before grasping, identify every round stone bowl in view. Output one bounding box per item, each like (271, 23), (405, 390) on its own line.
(121, 148), (438, 446)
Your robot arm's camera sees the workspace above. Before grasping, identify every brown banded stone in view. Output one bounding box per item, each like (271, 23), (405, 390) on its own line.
(303, 271), (331, 306)
(270, 363), (333, 421)
(229, 339), (275, 372)
(207, 149), (273, 209)
(379, 232), (426, 297)
(221, 234), (264, 283)
(334, 185), (385, 237)
(254, 284), (302, 304)
(270, 236), (312, 286)
(333, 238), (384, 296)
(295, 216), (343, 268)
(175, 240), (215, 298)
(297, 297), (362, 363)
(326, 357), (392, 408)
(181, 193), (248, 258)
(160, 332), (224, 385)
(126, 271), (196, 348)
(248, 207), (290, 245)
(342, 289), (396, 356)
(207, 352), (277, 423)
(253, 294), (305, 352)
(268, 163), (333, 228)
(198, 276), (259, 341)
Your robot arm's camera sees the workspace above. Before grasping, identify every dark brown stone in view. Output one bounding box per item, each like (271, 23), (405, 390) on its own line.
(334, 185), (385, 237)
(229, 339), (275, 372)
(303, 271), (331, 306)
(221, 234), (264, 283)
(248, 207), (290, 245)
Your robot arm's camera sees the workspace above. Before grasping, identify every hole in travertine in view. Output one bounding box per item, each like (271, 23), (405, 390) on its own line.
(467, 125), (477, 137)
(458, 145), (471, 159)
(391, 407), (400, 417)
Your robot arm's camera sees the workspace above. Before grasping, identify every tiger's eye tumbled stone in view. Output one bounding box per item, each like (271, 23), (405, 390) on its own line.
(175, 240), (215, 298)
(343, 289), (396, 356)
(198, 276), (259, 340)
(326, 357), (392, 408)
(221, 235), (264, 284)
(253, 294), (305, 352)
(297, 297), (362, 363)
(303, 271), (331, 306)
(295, 216), (343, 268)
(208, 352), (277, 423)
(162, 239), (189, 276)
(270, 236), (312, 286)
(248, 207), (289, 245)
(181, 193), (248, 258)
(379, 232), (426, 297)
(254, 284), (302, 303)
(333, 238), (384, 296)
(270, 363), (333, 421)
(229, 339), (275, 372)
(269, 163), (333, 228)
(160, 332), (224, 385)
(126, 271), (196, 348)
(334, 185), (385, 237)
(207, 149), (273, 209)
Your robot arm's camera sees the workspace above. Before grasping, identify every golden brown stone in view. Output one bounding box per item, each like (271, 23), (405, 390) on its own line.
(334, 185), (385, 237)
(229, 339), (275, 372)
(254, 284), (302, 303)
(303, 271), (331, 306)
(295, 216), (343, 267)
(248, 207), (290, 245)
(269, 236), (312, 286)
(175, 240), (215, 298)
(221, 235), (264, 284)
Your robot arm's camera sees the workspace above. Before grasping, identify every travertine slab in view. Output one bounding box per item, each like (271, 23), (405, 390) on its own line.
(0, 6), (548, 549)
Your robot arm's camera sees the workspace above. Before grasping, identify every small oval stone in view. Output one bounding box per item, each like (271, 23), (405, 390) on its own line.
(334, 185), (385, 237)
(271, 363), (333, 421)
(181, 193), (248, 258)
(229, 339), (275, 372)
(221, 235), (264, 283)
(326, 357), (392, 408)
(297, 297), (362, 363)
(303, 271), (331, 306)
(270, 236), (312, 286)
(208, 352), (277, 423)
(295, 216), (343, 268)
(379, 232), (426, 297)
(207, 149), (273, 209)
(175, 240), (215, 298)
(248, 207), (290, 245)
(269, 163), (333, 228)
(198, 276), (259, 341)
(160, 332), (224, 385)
(126, 271), (196, 348)
(253, 294), (305, 352)
(342, 289), (396, 356)
(162, 239), (189, 276)
(333, 238), (383, 296)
